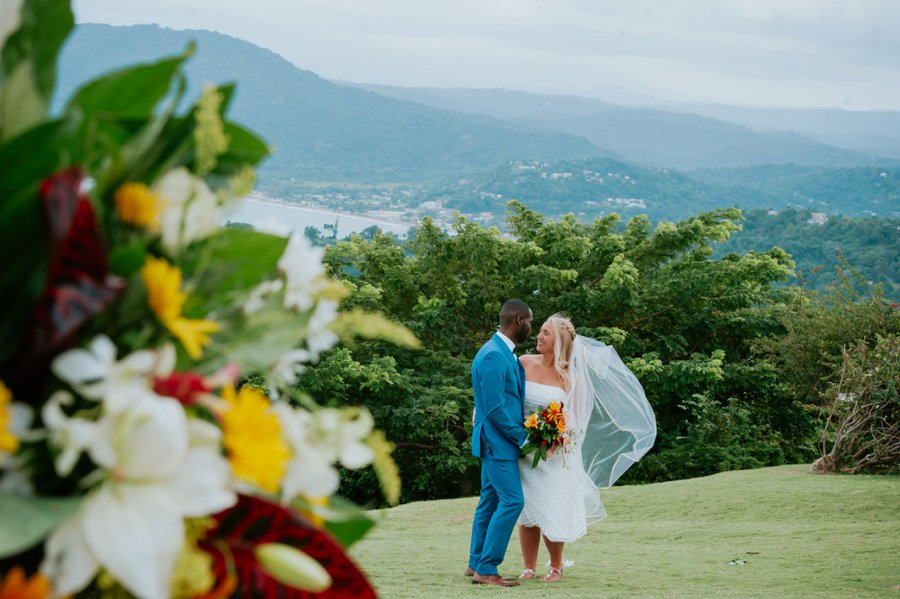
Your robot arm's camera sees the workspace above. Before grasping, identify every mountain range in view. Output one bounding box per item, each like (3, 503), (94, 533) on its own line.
(54, 24), (900, 222)
(56, 24), (603, 184)
(349, 84), (898, 169)
(59, 25), (899, 186)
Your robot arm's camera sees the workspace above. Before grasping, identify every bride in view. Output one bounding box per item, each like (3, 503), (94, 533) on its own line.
(517, 314), (656, 582)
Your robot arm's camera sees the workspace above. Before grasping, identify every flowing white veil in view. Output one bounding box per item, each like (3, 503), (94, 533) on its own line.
(567, 336), (657, 489)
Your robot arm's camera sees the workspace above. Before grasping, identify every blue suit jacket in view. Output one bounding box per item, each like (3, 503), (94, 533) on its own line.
(471, 334), (527, 460)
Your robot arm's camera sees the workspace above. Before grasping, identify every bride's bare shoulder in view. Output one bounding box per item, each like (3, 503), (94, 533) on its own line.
(519, 353), (538, 366)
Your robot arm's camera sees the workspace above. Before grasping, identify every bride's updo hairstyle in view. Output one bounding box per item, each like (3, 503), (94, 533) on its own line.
(545, 314), (576, 389)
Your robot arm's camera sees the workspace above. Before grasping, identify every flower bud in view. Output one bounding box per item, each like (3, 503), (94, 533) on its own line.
(254, 542), (332, 593)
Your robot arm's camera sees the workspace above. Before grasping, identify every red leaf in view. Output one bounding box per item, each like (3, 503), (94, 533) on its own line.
(200, 494), (377, 599)
(26, 167), (124, 357)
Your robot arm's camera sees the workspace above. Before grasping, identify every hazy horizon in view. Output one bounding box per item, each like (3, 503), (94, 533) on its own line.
(72, 0), (900, 112)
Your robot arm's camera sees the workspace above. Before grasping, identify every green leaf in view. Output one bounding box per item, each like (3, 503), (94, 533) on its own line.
(109, 243), (148, 277)
(0, 0), (73, 139)
(331, 309), (421, 349)
(192, 227), (288, 295)
(292, 496), (376, 549)
(0, 493), (80, 558)
(217, 121), (271, 170)
(64, 44), (193, 120)
(206, 296), (305, 374)
(531, 451), (541, 469)
(0, 114), (81, 199)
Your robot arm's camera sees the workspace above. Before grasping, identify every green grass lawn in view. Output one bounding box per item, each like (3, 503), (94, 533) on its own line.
(350, 465), (900, 598)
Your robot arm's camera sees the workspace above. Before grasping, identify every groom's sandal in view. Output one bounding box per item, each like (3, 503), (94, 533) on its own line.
(472, 573), (520, 587)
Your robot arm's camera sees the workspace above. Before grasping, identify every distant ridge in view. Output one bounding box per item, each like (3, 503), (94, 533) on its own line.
(348, 83), (899, 169)
(57, 24), (605, 184)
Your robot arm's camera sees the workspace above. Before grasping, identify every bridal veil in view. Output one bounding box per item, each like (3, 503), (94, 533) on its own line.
(568, 336), (657, 489)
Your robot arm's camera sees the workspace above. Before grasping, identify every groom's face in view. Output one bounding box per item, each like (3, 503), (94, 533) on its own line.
(513, 310), (533, 344)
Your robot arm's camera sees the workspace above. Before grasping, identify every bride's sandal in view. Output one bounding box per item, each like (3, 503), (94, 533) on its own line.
(541, 567), (562, 582)
(519, 568), (536, 580)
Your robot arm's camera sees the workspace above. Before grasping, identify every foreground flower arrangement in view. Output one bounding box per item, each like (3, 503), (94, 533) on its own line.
(0, 1), (415, 597)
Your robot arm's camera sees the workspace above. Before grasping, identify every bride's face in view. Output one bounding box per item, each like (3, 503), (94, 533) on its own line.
(536, 322), (555, 356)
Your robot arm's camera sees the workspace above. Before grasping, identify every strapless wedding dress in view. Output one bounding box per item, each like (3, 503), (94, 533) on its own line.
(517, 381), (606, 542)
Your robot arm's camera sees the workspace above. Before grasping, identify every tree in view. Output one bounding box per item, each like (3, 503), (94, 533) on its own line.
(303, 201), (851, 503)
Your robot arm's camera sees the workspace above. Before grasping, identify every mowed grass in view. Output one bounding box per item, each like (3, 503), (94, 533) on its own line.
(350, 466), (899, 598)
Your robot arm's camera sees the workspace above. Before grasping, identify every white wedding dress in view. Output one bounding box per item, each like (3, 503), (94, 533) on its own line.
(517, 381), (605, 543)
(516, 337), (658, 543)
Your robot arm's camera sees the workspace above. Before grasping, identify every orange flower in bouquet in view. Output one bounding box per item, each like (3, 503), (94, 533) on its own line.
(521, 401), (573, 468)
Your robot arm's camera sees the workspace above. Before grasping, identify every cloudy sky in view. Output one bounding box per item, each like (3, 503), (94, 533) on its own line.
(73, 0), (900, 110)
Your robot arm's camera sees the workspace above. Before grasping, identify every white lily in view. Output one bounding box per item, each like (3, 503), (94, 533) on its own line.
(270, 348), (312, 390)
(42, 391), (99, 477)
(313, 408), (374, 469)
(51, 335), (173, 413)
(273, 404), (340, 502)
(305, 299), (339, 359)
(0, 391), (34, 493)
(154, 167), (220, 256)
(243, 278), (284, 315)
(278, 232), (325, 312)
(41, 391), (235, 599)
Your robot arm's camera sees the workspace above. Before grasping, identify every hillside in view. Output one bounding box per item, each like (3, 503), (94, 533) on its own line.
(350, 84), (895, 169)
(352, 466), (900, 598)
(56, 24), (603, 184)
(423, 158), (900, 223)
(691, 165), (900, 217)
(715, 209), (899, 298)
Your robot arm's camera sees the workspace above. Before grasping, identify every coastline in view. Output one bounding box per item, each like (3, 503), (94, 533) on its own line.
(243, 192), (416, 231)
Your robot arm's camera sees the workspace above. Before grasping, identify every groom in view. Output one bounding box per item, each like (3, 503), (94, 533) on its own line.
(466, 299), (533, 587)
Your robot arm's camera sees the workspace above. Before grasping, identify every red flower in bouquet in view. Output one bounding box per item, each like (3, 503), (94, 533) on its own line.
(521, 401), (572, 468)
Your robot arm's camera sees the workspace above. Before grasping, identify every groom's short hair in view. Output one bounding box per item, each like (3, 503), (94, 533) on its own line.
(499, 299), (531, 327)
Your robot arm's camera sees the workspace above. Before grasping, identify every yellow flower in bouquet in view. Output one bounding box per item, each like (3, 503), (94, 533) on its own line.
(545, 401), (563, 423)
(221, 385), (292, 493)
(115, 182), (164, 231)
(0, 380), (18, 454)
(141, 257), (220, 359)
(521, 401), (573, 469)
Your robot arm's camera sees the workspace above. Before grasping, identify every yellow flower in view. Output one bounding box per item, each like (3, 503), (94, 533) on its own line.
(141, 257), (220, 359)
(545, 402), (563, 424)
(524, 413), (539, 429)
(115, 182), (164, 231)
(165, 317), (221, 361)
(556, 419), (566, 433)
(221, 386), (292, 493)
(0, 380), (19, 455)
(0, 567), (51, 599)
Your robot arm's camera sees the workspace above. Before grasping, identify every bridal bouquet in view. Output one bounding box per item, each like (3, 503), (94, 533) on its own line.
(0, 1), (416, 597)
(521, 402), (573, 468)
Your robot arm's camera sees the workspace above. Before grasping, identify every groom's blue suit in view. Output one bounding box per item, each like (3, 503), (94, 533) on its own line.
(468, 333), (528, 576)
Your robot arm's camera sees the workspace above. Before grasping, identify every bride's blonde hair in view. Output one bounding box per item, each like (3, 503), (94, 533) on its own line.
(545, 314), (576, 390)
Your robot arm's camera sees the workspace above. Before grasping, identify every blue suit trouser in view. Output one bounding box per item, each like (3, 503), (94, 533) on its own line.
(468, 455), (524, 576)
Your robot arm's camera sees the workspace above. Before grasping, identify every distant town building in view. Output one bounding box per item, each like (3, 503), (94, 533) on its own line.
(808, 212), (828, 225)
